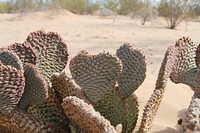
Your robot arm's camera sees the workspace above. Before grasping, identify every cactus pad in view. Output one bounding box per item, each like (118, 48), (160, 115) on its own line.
(94, 89), (126, 127)
(123, 94), (139, 133)
(0, 50), (23, 72)
(28, 102), (70, 132)
(178, 65), (200, 132)
(0, 63), (25, 114)
(170, 37), (197, 88)
(94, 89), (139, 133)
(25, 30), (68, 84)
(116, 43), (146, 98)
(62, 96), (118, 133)
(139, 46), (177, 132)
(69, 51), (121, 103)
(18, 64), (47, 111)
(51, 72), (85, 100)
(6, 43), (38, 65)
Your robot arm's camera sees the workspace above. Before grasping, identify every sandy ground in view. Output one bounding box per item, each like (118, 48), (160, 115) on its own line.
(0, 10), (199, 132)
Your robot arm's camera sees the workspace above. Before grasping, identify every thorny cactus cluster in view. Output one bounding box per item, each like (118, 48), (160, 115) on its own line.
(0, 30), (147, 133)
(1, 30), (199, 133)
(138, 37), (200, 133)
(167, 37), (200, 132)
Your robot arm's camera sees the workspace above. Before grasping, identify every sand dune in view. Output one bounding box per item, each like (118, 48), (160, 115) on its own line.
(0, 11), (198, 132)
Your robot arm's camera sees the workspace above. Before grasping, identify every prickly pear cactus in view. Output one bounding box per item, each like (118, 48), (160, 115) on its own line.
(69, 43), (146, 133)
(0, 30), (147, 133)
(62, 96), (120, 133)
(69, 51), (122, 103)
(0, 50), (23, 72)
(0, 59), (25, 114)
(5, 43), (38, 65)
(0, 30), (70, 133)
(140, 37), (200, 133)
(25, 30), (68, 84)
(170, 37), (197, 89)
(18, 63), (47, 111)
(116, 44), (146, 98)
(169, 38), (200, 132)
(139, 46), (177, 132)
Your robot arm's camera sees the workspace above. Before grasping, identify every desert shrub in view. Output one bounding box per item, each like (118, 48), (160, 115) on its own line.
(57, 0), (86, 14)
(157, 0), (190, 29)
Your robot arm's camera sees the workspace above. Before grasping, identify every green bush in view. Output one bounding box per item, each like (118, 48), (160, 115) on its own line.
(157, 0), (190, 29)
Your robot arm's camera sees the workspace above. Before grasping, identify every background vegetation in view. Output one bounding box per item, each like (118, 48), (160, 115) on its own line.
(0, 0), (200, 29)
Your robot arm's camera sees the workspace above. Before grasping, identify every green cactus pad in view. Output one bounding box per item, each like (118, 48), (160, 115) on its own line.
(25, 30), (68, 84)
(6, 43), (38, 65)
(69, 51), (121, 103)
(18, 64), (47, 111)
(0, 63), (25, 114)
(62, 96), (118, 133)
(94, 89), (126, 127)
(28, 102), (70, 132)
(170, 37), (197, 88)
(139, 46), (177, 132)
(0, 50), (23, 72)
(116, 43), (146, 98)
(123, 94), (139, 133)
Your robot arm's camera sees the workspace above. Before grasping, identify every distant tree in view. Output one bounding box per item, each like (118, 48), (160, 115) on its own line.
(157, 0), (190, 29)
